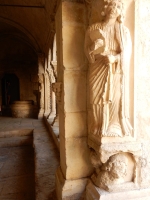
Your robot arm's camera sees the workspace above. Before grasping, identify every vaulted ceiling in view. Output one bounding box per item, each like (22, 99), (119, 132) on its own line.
(0, 0), (58, 53)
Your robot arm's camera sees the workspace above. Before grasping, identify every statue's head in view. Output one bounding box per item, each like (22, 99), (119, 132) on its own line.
(103, 153), (128, 179)
(102, 0), (124, 23)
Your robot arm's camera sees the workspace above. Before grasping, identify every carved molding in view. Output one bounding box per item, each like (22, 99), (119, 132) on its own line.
(88, 134), (142, 162)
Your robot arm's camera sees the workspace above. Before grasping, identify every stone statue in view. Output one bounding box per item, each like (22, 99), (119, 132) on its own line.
(85, 0), (133, 137)
(91, 153), (128, 191)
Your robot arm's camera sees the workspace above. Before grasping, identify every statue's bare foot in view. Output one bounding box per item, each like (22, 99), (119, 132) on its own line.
(106, 123), (123, 137)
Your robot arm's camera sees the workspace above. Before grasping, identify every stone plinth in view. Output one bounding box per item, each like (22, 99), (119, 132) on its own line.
(56, 167), (88, 200)
(11, 100), (38, 118)
(86, 181), (150, 200)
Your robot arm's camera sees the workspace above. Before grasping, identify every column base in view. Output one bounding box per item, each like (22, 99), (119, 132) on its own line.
(86, 181), (150, 200)
(47, 111), (56, 122)
(52, 115), (59, 127)
(43, 110), (50, 118)
(38, 109), (44, 119)
(56, 167), (87, 200)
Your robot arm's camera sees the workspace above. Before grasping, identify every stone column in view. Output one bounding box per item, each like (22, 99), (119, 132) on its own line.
(44, 71), (50, 117)
(51, 60), (59, 126)
(55, 1), (93, 200)
(38, 53), (45, 119)
(47, 66), (56, 121)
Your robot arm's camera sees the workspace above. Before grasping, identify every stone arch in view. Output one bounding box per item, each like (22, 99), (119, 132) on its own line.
(1, 73), (20, 106)
(0, 16), (41, 53)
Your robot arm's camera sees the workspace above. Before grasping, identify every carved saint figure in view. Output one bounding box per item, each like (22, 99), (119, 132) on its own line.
(85, 0), (132, 137)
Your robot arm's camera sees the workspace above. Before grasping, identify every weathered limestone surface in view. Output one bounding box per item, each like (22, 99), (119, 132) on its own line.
(134, 0), (150, 188)
(0, 145), (35, 200)
(55, 1), (93, 199)
(86, 181), (150, 200)
(56, 167), (88, 200)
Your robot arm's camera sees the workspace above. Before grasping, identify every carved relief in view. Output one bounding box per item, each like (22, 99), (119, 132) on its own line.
(85, 0), (132, 137)
(38, 73), (44, 110)
(91, 152), (135, 192)
(52, 82), (62, 103)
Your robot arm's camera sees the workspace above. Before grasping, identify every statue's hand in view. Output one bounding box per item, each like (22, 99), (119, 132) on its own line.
(103, 55), (116, 65)
(94, 39), (104, 49)
(90, 39), (103, 52)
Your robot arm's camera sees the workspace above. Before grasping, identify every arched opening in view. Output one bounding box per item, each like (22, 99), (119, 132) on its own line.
(2, 73), (20, 106)
(0, 21), (39, 118)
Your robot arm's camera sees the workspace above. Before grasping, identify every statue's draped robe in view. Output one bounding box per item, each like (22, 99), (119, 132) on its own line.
(85, 22), (132, 137)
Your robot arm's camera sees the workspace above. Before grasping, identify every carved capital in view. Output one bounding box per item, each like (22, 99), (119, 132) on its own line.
(46, 67), (56, 83)
(51, 60), (57, 77)
(51, 60), (57, 67)
(52, 82), (62, 103)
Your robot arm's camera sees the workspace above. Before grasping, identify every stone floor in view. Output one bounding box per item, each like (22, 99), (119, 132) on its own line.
(0, 146), (35, 200)
(0, 117), (60, 200)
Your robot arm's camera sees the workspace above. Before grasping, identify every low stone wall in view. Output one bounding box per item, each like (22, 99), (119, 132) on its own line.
(43, 116), (60, 151)
(0, 117), (60, 199)
(0, 129), (35, 199)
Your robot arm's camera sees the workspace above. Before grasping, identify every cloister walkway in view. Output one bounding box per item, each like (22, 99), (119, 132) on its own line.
(0, 117), (59, 200)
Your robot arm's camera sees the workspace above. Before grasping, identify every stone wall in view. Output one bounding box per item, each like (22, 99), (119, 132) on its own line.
(135, 0), (150, 187)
